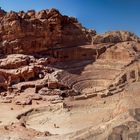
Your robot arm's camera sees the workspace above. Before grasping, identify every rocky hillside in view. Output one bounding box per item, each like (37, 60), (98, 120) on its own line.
(0, 8), (95, 55)
(0, 8), (140, 140)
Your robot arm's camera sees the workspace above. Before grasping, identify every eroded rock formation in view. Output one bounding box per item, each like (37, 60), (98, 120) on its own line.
(0, 8), (140, 140)
(0, 8), (95, 56)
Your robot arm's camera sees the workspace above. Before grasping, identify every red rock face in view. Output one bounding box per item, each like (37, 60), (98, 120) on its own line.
(0, 8), (95, 55)
(1, 8), (140, 140)
(0, 8), (140, 97)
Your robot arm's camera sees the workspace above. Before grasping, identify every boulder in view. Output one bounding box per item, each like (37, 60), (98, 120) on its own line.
(0, 54), (35, 69)
(15, 98), (32, 105)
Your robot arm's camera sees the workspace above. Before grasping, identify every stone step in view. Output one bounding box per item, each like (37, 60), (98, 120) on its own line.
(73, 93), (97, 100)
(109, 87), (124, 95)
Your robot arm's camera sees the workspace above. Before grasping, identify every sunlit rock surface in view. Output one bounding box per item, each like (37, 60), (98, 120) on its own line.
(0, 8), (140, 140)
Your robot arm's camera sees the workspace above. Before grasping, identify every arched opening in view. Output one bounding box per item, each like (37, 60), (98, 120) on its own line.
(130, 70), (135, 79)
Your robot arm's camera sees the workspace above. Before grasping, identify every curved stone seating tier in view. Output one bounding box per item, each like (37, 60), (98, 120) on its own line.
(56, 53), (140, 98)
(72, 79), (110, 93)
(56, 59), (125, 96)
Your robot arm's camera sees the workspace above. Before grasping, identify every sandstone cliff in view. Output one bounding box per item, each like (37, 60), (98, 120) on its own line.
(0, 8), (95, 56)
(0, 8), (140, 140)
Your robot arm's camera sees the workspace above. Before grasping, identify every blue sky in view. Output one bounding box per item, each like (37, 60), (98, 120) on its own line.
(0, 0), (140, 36)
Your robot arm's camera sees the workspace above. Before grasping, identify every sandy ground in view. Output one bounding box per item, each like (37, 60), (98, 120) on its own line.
(0, 82), (140, 139)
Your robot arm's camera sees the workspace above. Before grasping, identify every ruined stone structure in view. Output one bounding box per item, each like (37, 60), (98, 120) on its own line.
(0, 8), (140, 140)
(0, 8), (140, 98)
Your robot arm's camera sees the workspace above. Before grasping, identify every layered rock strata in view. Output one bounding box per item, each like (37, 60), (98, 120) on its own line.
(0, 8), (140, 140)
(0, 8), (140, 101)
